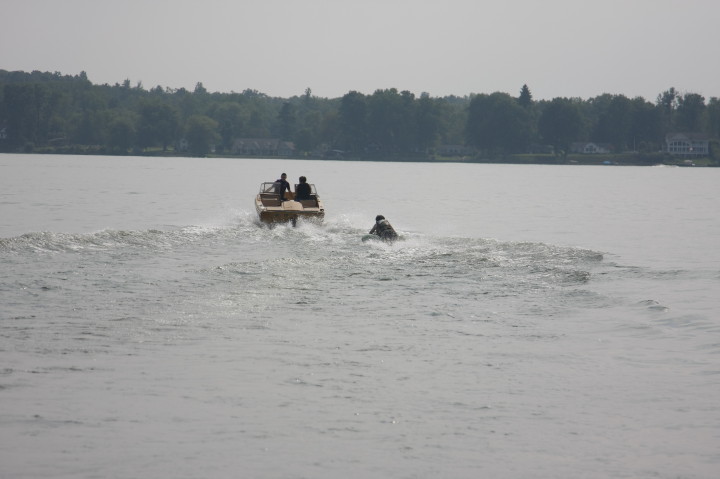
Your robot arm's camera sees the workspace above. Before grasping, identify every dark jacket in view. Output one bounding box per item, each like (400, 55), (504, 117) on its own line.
(295, 182), (312, 200)
(370, 219), (398, 240)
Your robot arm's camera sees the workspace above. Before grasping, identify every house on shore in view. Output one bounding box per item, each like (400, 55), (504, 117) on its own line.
(232, 138), (295, 157)
(665, 133), (710, 157)
(435, 145), (475, 157)
(570, 142), (613, 154)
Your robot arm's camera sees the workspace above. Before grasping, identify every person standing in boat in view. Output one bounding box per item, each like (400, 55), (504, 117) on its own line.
(369, 215), (398, 241)
(274, 173), (292, 202)
(294, 176), (312, 201)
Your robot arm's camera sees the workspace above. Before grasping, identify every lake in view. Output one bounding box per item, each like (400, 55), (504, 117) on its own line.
(1, 154), (719, 478)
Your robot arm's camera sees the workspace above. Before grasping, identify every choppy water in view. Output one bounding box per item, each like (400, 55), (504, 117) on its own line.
(1, 155), (719, 478)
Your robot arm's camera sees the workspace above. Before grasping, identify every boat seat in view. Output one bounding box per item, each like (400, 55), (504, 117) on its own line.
(293, 194), (317, 207)
(260, 193), (282, 206)
(298, 197), (319, 207)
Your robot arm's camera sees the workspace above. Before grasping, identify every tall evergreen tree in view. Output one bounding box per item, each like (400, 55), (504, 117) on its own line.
(518, 84), (533, 109)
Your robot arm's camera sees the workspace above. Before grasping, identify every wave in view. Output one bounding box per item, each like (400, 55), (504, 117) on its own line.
(0, 212), (264, 254)
(0, 228), (212, 254)
(0, 215), (605, 294)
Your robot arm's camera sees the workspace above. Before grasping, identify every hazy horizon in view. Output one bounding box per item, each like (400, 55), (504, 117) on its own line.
(2, 0), (719, 101)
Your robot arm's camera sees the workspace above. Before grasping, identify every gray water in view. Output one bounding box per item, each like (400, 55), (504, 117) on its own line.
(1, 154), (719, 478)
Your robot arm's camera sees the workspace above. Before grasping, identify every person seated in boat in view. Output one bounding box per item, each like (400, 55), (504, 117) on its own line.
(273, 173), (292, 202)
(369, 215), (398, 241)
(294, 176), (312, 202)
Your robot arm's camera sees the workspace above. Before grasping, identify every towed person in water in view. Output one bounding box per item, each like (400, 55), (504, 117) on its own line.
(369, 215), (398, 241)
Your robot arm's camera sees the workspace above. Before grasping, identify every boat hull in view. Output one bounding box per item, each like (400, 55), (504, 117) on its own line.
(255, 191), (324, 225)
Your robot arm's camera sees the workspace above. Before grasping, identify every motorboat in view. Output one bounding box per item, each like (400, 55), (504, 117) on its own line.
(254, 181), (325, 225)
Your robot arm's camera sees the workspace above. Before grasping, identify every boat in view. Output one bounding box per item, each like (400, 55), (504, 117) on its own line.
(254, 181), (325, 225)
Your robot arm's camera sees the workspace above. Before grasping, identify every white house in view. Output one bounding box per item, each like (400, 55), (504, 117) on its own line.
(570, 142), (612, 154)
(232, 138), (295, 157)
(665, 133), (709, 157)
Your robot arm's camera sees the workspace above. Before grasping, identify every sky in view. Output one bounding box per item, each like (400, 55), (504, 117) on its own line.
(2, 0), (719, 101)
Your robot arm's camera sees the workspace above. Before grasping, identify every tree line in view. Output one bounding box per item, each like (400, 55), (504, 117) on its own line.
(1, 70), (719, 162)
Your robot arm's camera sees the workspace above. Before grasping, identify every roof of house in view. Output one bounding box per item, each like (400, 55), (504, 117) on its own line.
(665, 132), (709, 141)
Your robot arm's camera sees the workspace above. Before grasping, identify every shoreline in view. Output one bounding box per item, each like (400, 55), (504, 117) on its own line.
(3, 148), (715, 167)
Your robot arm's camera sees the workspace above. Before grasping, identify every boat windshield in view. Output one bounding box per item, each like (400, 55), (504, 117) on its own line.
(259, 182), (318, 195)
(260, 182), (278, 193)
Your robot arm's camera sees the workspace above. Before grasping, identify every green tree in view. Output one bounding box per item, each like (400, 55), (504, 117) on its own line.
(185, 114), (219, 156)
(592, 94), (633, 151)
(293, 110), (323, 154)
(466, 92), (532, 153)
(338, 91), (368, 151)
(676, 93), (706, 132)
(277, 101), (296, 140)
(317, 110), (341, 149)
(173, 87), (198, 122)
(630, 97), (663, 151)
(518, 84), (533, 109)
(366, 88), (417, 153)
(246, 109), (270, 138)
(437, 97), (468, 145)
(3, 83), (43, 147)
(538, 97), (586, 155)
(209, 102), (244, 152)
(657, 87), (679, 132)
(293, 128), (315, 154)
(10, 67), (720, 164)
(707, 97), (720, 139)
(72, 110), (104, 145)
(416, 92), (443, 151)
(137, 99), (179, 150)
(657, 87), (679, 113)
(107, 113), (137, 152)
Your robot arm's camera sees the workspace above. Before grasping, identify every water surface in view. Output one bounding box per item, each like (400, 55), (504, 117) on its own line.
(1, 154), (718, 478)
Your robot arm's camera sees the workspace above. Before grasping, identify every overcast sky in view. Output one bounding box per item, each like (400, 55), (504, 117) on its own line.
(2, 0), (718, 101)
